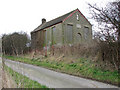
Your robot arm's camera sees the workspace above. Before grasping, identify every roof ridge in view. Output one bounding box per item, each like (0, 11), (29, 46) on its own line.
(46, 9), (76, 23)
(31, 9), (78, 33)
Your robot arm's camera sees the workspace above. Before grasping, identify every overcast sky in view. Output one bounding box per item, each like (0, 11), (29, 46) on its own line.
(0, 0), (113, 36)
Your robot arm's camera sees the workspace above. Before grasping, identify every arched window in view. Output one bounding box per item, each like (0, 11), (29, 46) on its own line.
(78, 32), (82, 40)
(78, 33), (81, 36)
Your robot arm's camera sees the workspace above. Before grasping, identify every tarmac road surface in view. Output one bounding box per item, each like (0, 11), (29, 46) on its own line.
(4, 59), (118, 88)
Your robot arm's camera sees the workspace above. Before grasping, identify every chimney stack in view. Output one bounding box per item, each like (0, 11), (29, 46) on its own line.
(42, 18), (46, 24)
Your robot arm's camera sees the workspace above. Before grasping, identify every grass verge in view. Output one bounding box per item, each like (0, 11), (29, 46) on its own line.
(4, 65), (49, 88)
(4, 55), (120, 86)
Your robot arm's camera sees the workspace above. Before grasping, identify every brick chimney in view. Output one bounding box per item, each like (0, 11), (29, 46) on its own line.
(42, 18), (46, 24)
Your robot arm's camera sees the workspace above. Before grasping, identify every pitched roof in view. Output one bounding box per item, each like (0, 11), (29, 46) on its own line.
(31, 9), (76, 33)
(31, 8), (91, 33)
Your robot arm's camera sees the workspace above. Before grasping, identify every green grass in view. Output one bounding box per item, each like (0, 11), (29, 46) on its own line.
(5, 65), (49, 88)
(4, 55), (120, 86)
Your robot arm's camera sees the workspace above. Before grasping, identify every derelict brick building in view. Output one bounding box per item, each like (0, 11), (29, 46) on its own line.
(31, 9), (92, 51)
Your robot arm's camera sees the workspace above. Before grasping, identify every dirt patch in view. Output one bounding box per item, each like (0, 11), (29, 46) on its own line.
(0, 66), (3, 89)
(5, 71), (17, 88)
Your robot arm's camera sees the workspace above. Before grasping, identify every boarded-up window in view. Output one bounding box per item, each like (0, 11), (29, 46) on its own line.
(84, 27), (89, 40)
(53, 27), (56, 34)
(45, 30), (47, 45)
(52, 26), (56, 45)
(66, 24), (73, 43)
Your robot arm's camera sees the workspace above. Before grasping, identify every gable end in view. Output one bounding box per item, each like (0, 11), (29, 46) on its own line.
(63, 9), (91, 25)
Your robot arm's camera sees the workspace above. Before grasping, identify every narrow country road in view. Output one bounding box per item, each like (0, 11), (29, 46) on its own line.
(4, 59), (118, 88)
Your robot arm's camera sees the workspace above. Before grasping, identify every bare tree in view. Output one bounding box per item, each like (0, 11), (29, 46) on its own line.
(88, 1), (120, 70)
(89, 1), (120, 41)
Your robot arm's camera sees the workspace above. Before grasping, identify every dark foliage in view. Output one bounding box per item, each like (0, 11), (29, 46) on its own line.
(2, 32), (30, 55)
